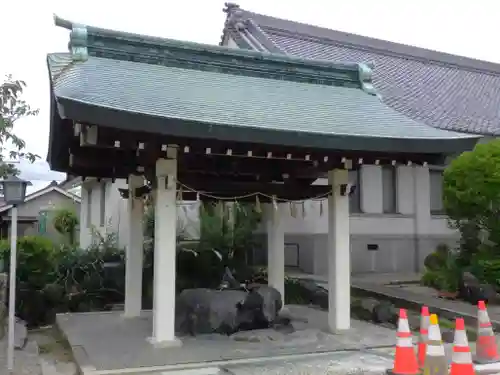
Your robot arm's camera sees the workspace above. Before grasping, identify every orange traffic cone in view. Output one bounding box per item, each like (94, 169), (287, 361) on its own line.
(423, 314), (447, 375)
(387, 308), (419, 375)
(450, 318), (475, 375)
(475, 300), (500, 364)
(418, 306), (430, 368)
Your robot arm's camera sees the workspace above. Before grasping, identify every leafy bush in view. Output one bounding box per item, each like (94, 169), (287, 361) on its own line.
(469, 250), (500, 288)
(53, 245), (125, 313)
(53, 208), (79, 245)
(424, 243), (450, 271)
(0, 236), (60, 326)
(421, 244), (461, 292)
(0, 231), (127, 327)
(56, 229), (126, 311)
(146, 202), (262, 293)
(0, 236), (58, 289)
(197, 202), (261, 270)
(444, 140), (500, 265)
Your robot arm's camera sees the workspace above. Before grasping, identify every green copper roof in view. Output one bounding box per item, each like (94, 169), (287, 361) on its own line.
(47, 16), (479, 155)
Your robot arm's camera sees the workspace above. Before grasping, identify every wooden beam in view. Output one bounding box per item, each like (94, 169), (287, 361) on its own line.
(178, 155), (319, 178)
(69, 146), (325, 178)
(84, 125), (443, 165)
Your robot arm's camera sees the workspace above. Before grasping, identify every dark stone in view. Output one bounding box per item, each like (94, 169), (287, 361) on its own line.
(295, 279), (328, 308)
(373, 300), (397, 324)
(253, 285), (283, 324)
(478, 284), (497, 304)
(295, 279), (317, 303)
(459, 272), (497, 304)
(407, 312), (421, 331)
(175, 285), (284, 336)
(351, 298), (396, 324)
(458, 271), (479, 303)
(441, 329), (454, 343)
(176, 288), (248, 335)
(236, 288), (268, 331)
(310, 287), (329, 309)
(351, 298), (378, 321)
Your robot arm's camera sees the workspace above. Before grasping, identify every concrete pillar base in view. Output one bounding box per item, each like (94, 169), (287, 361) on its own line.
(146, 336), (183, 348)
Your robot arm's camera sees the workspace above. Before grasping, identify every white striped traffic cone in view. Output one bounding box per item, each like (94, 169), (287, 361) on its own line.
(475, 300), (500, 364)
(387, 308), (419, 375)
(450, 317), (475, 375)
(418, 306), (430, 368)
(423, 314), (447, 375)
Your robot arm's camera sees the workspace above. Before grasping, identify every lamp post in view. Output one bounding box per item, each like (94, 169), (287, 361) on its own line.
(0, 176), (30, 373)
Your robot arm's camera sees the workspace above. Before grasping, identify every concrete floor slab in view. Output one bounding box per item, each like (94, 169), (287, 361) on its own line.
(55, 306), (398, 374)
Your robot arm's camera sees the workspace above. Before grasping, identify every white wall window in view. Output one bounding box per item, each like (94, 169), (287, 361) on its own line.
(86, 186), (92, 228)
(99, 181), (107, 227)
(382, 166), (397, 213)
(430, 169), (444, 214)
(349, 169), (361, 213)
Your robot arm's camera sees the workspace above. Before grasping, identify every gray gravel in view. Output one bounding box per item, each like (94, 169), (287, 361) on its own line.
(0, 339), (41, 375)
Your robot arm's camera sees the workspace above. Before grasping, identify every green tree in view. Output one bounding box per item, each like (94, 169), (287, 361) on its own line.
(197, 202), (261, 267)
(53, 208), (79, 245)
(0, 75), (39, 176)
(443, 140), (500, 261)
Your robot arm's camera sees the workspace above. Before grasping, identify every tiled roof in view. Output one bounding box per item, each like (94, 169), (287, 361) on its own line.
(221, 4), (500, 136)
(47, 52), (476, 154)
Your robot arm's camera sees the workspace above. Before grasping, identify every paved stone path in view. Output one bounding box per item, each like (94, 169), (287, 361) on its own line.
(291, 271), (500, 329)
(224, 350), (393, 375)
(351, 279), (500, 328)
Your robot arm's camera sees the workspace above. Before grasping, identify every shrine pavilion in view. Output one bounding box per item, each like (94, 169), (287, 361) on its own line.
(47, 16), (478, 346)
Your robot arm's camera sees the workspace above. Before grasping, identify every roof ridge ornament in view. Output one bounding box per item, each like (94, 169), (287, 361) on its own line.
(226, 10), (247, 31)
(358, 63), (377, 96)
(223, 2), (241, 14)
(53, 15), (88, 62)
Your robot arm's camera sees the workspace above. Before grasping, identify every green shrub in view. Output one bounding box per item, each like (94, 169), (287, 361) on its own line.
(284, 279), (308, 305)
(424, 243), (450, 271)
(0, 235), (58, 289)
(421, 270), (457, 292)
(53, 208), (79, 245)
(0, 232), (128, 327)
(0, 236), (61, 326)
(421, 245), (461, 292)
(469, 251), (500, 288)
(55, 230), (126, 310)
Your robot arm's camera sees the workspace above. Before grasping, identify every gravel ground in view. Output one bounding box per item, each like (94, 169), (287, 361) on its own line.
(28, 327), (77, 375)
(0, 326), (78, 375)
(0, 339), (41, 375)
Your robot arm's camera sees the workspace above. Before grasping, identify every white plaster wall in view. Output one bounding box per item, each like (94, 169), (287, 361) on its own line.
(79, 179), (200, 249)
(79, 178), (129, 249)
(251, 165), (454, 237)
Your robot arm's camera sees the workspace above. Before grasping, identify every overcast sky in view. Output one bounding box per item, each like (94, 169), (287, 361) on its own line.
(1, 0), (499, 192)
